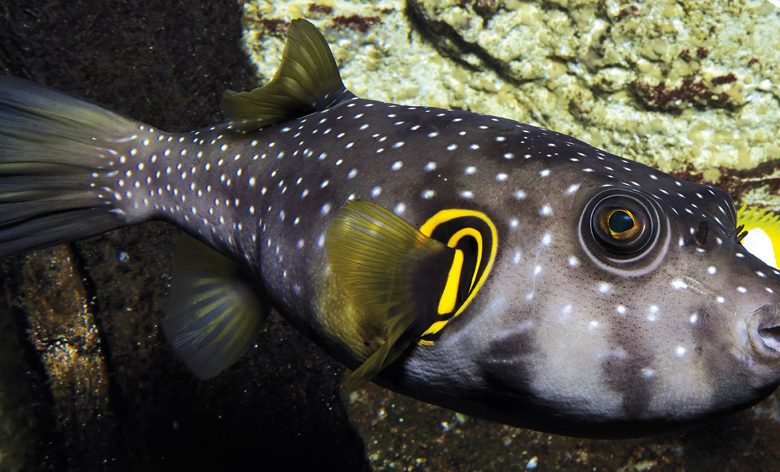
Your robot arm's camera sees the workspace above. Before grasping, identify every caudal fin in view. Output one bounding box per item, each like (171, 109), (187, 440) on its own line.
(0, 76), (144, 257)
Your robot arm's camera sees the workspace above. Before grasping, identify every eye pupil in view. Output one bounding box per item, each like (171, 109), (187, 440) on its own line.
(609, 210), (634, 233)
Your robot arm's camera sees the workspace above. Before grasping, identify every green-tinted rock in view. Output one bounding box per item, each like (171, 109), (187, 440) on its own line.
(241, 0), (780, 208)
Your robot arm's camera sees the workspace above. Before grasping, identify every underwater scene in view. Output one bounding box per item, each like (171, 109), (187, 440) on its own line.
(1, 0), (780, 470)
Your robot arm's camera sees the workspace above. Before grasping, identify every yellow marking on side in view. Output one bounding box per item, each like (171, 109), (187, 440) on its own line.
(418, 209), (499, 344)
(447, 227), (482, 292)
(419, 209), (472, 236)
(421, 320), (449, 338)
(438, 249), (464, 315)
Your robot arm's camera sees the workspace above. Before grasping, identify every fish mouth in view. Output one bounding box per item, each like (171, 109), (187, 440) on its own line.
(748, 304), (780, 358)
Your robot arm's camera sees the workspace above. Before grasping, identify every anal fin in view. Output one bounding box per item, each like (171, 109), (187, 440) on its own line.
(163, 235), (269, 379)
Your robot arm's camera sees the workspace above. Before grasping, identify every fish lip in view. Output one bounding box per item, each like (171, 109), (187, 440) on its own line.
(748, 304), (780, 359)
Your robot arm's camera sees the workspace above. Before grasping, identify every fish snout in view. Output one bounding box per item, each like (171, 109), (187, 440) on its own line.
(748, 304), (780, 360)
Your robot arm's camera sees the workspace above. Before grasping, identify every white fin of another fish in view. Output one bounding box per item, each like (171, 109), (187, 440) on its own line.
(738, 205), (780, 269)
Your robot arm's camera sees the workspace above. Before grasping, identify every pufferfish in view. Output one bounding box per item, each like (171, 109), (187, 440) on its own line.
(1, 19), (779, 439)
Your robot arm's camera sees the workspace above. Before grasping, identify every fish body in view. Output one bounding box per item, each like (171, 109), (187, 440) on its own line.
(2, 20), (780, 438)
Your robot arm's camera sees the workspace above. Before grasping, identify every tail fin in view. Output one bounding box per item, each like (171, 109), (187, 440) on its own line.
(0, 77), (142, 257)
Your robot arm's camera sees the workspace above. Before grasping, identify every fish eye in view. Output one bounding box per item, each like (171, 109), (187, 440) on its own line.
(586, 191), (657, 258)
(599, 208), (640, 241)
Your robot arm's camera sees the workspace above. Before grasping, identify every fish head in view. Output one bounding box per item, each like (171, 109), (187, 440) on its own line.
(394, 139), (780, 437)
(563, 173), (780, 398)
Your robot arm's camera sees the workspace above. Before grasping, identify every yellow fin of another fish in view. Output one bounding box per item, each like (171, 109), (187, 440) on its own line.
(326, 200), (456, 391)
(221, 19), (345, 131)
(163, 235), (269, 379)
(737, 205), (780, 269)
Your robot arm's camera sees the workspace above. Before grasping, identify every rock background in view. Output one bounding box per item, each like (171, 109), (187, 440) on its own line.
(0, 0), (778, 471)
(243, 0), (780, 206)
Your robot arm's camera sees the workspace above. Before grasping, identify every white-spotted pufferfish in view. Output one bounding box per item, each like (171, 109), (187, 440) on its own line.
(1, 20), (779, 438)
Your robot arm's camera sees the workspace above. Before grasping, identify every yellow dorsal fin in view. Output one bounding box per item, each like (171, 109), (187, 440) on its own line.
(221, 19), (347, 131)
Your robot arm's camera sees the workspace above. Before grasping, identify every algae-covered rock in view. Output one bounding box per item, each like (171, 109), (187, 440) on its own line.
(240, 0), (780, 208)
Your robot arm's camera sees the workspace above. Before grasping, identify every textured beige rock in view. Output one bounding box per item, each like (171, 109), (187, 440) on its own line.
(240, 0), (780, 206)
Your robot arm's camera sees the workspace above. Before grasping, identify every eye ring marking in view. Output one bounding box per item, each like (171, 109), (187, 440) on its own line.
(578, 189), (670, 277)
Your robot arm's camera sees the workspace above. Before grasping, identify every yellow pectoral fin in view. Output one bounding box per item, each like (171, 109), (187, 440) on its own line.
(325, 200), (456, 390)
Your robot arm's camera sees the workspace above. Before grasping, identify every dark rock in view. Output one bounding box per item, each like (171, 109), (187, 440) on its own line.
(0, 1), (368, 470)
